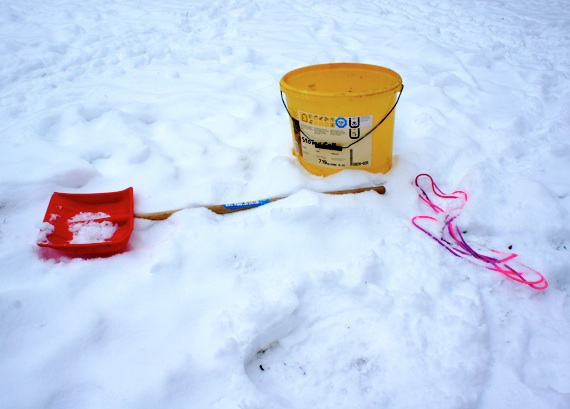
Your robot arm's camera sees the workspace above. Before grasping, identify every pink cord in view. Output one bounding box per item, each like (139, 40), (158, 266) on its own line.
(412, 174), (548, 290)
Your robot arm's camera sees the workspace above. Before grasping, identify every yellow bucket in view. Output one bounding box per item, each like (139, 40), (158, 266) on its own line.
(280, 63), (403, 176)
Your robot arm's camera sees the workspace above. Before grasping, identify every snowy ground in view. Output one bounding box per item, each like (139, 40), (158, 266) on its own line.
(1, 0), (569, 408)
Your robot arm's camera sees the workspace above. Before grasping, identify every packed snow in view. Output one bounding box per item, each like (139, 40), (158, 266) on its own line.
(68, 212), (117, 244)
(1, 0), (569, 408)
(36, 222), (55, 245)
(69, 212), (112, 223)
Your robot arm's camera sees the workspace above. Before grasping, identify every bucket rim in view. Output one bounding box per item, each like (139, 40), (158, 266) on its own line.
(280, 62), (403, 97)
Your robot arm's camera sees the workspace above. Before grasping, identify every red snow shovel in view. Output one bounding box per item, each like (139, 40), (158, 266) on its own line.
(37, 185), (386, 257)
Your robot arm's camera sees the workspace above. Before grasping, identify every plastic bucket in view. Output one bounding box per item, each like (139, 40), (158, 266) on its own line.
(280, 63), (403, 176)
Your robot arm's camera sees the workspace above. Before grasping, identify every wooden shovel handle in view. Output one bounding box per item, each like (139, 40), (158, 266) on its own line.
(134, 185), (385, 220)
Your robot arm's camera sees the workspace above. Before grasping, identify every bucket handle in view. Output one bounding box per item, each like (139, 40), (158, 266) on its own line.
(280, 84), (404, 151)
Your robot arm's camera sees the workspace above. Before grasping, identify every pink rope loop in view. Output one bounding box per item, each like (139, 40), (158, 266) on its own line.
(411, 173), (548, 290)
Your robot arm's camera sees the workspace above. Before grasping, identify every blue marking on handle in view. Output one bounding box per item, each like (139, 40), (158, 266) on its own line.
(223, 199), (271, 210)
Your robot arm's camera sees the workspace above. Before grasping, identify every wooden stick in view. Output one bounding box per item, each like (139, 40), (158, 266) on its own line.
(134, 185), (386, 220)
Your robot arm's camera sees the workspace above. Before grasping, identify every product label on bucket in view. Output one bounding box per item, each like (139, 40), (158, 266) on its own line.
(295, 111), (373, 169)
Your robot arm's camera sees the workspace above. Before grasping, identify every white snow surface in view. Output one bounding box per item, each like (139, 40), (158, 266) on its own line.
(68, 221), (117, 245)
(69, 212), (112, 223)
(1, 0), (569, 408)
(67, 212), (117, 244)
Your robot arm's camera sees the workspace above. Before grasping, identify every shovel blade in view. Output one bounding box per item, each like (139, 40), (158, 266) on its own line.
(37, 187), (134, 256)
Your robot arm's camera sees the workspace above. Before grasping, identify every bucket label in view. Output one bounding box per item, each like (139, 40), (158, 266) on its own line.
(296, 111), (373, 169)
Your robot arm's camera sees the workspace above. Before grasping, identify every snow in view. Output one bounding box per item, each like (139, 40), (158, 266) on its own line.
(1, 0), (569, 408)
(69, 212), (112, 223)
(68, 212), (117, 244)
(37, 222), (55, 244)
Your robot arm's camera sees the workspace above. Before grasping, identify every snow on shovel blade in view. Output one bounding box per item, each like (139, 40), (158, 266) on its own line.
(37, 188), (134, 256)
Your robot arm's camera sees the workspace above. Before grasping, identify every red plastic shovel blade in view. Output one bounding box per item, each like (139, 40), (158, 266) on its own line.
(37, 187), (134, 256)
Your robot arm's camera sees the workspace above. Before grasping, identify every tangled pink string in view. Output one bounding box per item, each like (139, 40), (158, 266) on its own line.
(412, 174), (548, 290)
